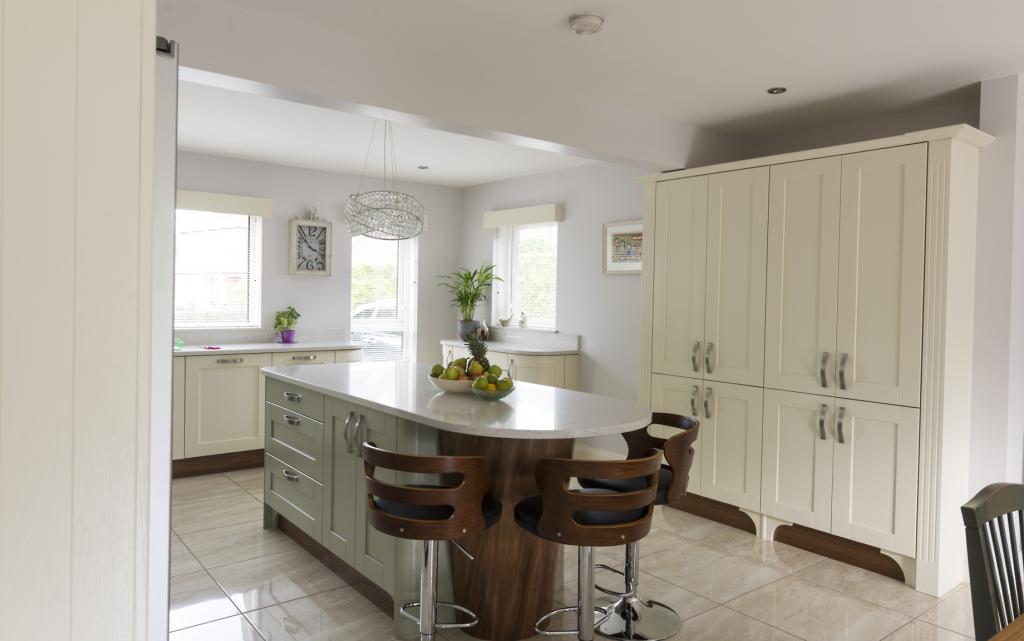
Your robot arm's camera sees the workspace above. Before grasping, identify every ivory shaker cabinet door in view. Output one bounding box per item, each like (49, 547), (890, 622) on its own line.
(699, 381), (763, 512)
(761, 389), (834, 531)
(765, 158), (841, 396)
(837, 144), (927, 407)
(184, 352), (272, 457)
(650, 374), (704, 495)
(651, 176), (708, 378)
(704, 168), (769, 387)
(830, 399), (919, 556)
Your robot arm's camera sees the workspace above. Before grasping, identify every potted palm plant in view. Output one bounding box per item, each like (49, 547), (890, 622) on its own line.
(439, 264), (500, 338)
(274, 306), (301, 343)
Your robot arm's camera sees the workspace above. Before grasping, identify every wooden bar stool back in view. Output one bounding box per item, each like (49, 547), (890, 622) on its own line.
(363, 443), (502, 641)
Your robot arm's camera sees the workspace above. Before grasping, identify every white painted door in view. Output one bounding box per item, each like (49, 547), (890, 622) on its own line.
(650, 374), (704, 495)
(184, 352), (273, 456)
(704, 168), (770, 387)
(651, 176), (708, 378)
(765, 158), (842, 395)
(831, 399), (919, 556)
(761, 389), (834, 531)
(699, 381), (764, 511)
(837, 144), (927, 407)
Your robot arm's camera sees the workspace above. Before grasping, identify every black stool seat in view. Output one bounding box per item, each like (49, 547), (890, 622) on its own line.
(374, 488), (503, 528)
(514, 488), (648, 540)
(579, 465), (673, 505)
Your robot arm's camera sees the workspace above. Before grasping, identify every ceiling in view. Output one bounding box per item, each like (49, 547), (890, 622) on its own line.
(176, 80), (593, 188)
(169, 0), (1024, 136)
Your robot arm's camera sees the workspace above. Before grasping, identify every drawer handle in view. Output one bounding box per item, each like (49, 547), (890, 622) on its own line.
(704, 342), (715, 375)
(691, 341), (702, 373)
(818, 404), (828, 440)
(837, 406), (846, 444)
(690, 385), (699, 416)
(703, 386), (713, 419)
(283, 414), (301, 426)
(839, 353), (849, 391)
(282, 469), (300, 482)
(820, 352), (829, 388)
(216, 357), (243, 365)
(284, 391), (302, 402)
(292, 355), (317, 361)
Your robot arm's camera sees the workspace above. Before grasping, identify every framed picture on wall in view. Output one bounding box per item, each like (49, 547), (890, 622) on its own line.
(290, 217), (332, 276)
(603, 219), (642, 274)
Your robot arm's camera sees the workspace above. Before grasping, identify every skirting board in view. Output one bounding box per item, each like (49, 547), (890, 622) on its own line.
(171, 449), (263, 478)
(574, 442), (904, 582)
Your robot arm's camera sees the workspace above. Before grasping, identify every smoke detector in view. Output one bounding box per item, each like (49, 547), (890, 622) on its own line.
(568, 12), (604, 35)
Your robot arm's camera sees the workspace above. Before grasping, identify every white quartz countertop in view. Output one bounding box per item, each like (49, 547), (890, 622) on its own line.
(440, 339), (578, 356)
(262, 361), (649, 439)
(174, 341), (363, 356)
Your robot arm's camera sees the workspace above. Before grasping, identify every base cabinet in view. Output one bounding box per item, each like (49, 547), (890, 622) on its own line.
(651, 374), (704, 495)
(184, 353), (272, 457)
(440, 343), (578, 390)
(698, 381), (763, 512)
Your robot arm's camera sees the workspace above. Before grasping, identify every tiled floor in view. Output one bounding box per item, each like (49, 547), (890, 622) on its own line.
(170, 470), (976, 641)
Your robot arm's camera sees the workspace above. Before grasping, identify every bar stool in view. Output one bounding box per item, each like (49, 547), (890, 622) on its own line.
(580, 413), (700, 641)
(514, 450), (663, 641)
(362, 443), (503, 641)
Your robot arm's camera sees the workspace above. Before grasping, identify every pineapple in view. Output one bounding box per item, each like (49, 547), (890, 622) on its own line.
(463, 333), (490, 375)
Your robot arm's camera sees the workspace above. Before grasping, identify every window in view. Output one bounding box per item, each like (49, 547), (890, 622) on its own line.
(174, 209), (261, 329)
(493, 222), (558, 330)
(351, 235), (417, 361)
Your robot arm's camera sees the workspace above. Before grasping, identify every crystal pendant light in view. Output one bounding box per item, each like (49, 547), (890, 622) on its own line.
(346, 120), (424, 240)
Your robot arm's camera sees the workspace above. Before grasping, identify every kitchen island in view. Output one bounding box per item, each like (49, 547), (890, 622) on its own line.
(260, 361), (651, 641)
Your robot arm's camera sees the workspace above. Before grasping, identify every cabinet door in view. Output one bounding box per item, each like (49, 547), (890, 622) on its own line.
(509, 354), (564, 387)
(353, 405), (398, 593)
(704, 167), (770, 387)
(761, 390), (834, 531)
(837, 144), (926, 407)
(323, 399), (356, 565)
(651, 176), (708, 378)
(271, 350), (336, 366)
(172, 357), (185, 460)
(699, 381), (763, 511)
(831, 399), (919, 556)
(650, 374), (704, 495)
(184, 353), (272, 457)
(765, 158), (841, 395)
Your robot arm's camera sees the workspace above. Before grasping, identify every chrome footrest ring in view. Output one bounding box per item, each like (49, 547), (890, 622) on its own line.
(400, 602), (480, 630)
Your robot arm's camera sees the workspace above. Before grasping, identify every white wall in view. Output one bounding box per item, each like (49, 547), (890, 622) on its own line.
(461, 162), (646, 402)
(0, 0), (157, 638)
(176, 152), (463, 364)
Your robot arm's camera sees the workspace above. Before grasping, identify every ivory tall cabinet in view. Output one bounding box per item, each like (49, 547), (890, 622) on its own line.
(639, 126), (991, 597)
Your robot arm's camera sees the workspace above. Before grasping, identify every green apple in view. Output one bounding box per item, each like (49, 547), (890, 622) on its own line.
(496, 378), (513, 391)
(488, 365), (502, 377)
(442, 366), (461, 380)
(430, 364), (445, 378)
(472, 376), (489, 390)
(468, 359), (486, 376)
(453, 357), (467, 370)
(487, 373), (498, 384)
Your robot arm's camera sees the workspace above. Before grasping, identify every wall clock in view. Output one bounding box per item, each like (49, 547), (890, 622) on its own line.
(290, 216), (332, 276)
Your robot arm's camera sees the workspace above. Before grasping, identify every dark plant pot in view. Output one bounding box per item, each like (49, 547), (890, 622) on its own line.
(279, 329), (297, 344)
(457, 319), (481, 340)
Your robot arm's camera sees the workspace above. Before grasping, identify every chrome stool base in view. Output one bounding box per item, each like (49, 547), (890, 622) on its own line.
(403, 540), (480, 641)
(594, 594), (680, 641)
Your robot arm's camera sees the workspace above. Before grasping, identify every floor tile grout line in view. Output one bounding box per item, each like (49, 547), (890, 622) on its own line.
(790, 567), (938, 619)
(170, 489), (257, 508)
(727, 574), (917, 622)
(172, 516), (265, 537)
(717, 602), (817, 641)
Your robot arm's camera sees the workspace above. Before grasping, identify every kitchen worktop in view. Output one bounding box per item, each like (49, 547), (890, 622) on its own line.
(261, 361), (648, 439)
(174, 340), (362, 356)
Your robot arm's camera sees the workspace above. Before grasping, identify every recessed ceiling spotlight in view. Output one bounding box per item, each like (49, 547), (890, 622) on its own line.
(568, 12), (604, 35)
(417, 165), (429, 170)
(767, 87), (788, 95)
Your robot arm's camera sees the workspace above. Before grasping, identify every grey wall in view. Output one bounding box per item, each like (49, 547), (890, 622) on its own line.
(460, 162), (647, 402)
(176, 151), (463, 364)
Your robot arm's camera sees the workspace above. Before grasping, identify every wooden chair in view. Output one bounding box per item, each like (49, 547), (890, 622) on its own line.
(963, 482), (1024, 641)
(578, 413), (699, 640)
(363, 443), (502, 641)
(514, 451), (662, 641)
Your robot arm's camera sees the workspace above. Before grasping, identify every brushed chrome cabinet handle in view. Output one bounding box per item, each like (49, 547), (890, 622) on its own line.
(292, 355), (317, 361)
(354, 414), (365, 458)
(343, 411), (355, 454)
(283, 414), (301, 426)
(839, 353), (849, 391)
(703, 387), (713, 419)
(820, 352), (829, 388)
(704, 342), (715, 375)
(690, 385), (699, 416)
(284, 391), (302, 402)
(216, 357), (243, 365)
(508, 358), (516, 378)
(818, 404), (828, 440)
(283, 469), (300, 482)
(837, 406), (846, 444)
(691, 341), (702, 373)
